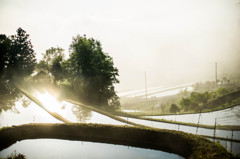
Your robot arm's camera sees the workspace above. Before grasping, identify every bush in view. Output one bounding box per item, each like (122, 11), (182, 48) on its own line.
(170, 104), (180, 113)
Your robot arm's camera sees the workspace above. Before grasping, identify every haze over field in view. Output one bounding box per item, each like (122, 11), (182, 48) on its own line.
(1, 0), (240, 90)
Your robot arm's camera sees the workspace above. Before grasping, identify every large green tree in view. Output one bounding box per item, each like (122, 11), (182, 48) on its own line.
(0, 27), (36, 83)
(0, 28), (36, 112)
(9, 28), (36, 79)
(69, 35), (119, 108)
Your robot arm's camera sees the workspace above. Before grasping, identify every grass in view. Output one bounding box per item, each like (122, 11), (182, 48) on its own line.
(0, 123), (238, 159)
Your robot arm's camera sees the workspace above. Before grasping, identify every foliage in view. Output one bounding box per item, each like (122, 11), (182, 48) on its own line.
(179, 98), (192, 111)
(36, 47), (65, 83)
(217, 87), (229, 96)
(0, 28), (35, 112)
(50, 55), (64, 83)
(0, 28), (36, 80)
(72, 105), (92, 122)
(68, 35), (119, 107)
(5, 150), (27, 159)
(169, 104), (180, 113)
(180, 92), (212, 111)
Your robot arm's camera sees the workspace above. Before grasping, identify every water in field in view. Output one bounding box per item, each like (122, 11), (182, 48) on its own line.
(146, 105), (240, 126)
(0, 139), (184, 159)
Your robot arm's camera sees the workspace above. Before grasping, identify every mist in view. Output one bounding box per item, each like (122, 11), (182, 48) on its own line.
(1, 0), (240, 90)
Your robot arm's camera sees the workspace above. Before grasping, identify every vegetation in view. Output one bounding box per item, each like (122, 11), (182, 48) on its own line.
(170, 104), (180, 113)
(179, 88), (240, 112)
(0, 28), (120, 111)
(0, 151), (27, 159)
(180, 92), (212, 111)
(121, 81), (240, 115)
(36, 47), (65, 84)
(68, 35), (119, 108)
(0, 28), (36, 112)
(35, 35), (120, 109)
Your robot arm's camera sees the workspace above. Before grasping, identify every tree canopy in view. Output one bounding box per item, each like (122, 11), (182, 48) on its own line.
(69, 35), (119, 108)
(0, 28), (36, 81)
(0, 28), (36, 112)
(1, 29), (120, 110)
(36, 47), (65, 83)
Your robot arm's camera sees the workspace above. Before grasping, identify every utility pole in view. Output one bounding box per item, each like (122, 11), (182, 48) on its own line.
(145, 72), (148, 101)
(215, 62), (218, 83)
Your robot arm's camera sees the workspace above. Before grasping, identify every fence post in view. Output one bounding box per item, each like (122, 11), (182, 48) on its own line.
(213, 118), (217, 142)
(231, 129), (233, 153)
(196, 109), (201, 134)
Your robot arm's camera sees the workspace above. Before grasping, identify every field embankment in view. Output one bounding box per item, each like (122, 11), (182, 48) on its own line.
(0, 123), (236, 159)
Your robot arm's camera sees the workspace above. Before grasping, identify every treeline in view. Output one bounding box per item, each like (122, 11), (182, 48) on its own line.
(0, 28), (120, 110)
(169, 87), (234, 113)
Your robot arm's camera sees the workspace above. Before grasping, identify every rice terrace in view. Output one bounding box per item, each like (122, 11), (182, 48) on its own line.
(1, 0), (240, 158)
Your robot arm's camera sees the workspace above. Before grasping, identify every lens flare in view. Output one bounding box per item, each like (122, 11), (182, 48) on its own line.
(35, 90), (62, 113)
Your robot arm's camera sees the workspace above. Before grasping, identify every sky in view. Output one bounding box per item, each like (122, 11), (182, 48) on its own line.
(1, 0), (240, 91)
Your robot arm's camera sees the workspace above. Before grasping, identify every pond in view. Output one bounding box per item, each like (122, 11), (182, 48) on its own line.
(0, 139), (184, 159)
(146, 105), (240, 126)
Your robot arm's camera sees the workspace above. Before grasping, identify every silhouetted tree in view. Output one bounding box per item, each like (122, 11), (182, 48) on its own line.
(8, 28), (36, 79)
(0, 34), (11, 80)
(0, 28), (36, 111)
(170, 104), (180, 113)
(69, 35), (119, 108)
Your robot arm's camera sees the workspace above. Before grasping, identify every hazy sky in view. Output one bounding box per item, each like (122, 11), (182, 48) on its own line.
(1, 0), (240, 90)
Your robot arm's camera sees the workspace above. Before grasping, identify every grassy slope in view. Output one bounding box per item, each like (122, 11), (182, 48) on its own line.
(0, 123), (237, 159)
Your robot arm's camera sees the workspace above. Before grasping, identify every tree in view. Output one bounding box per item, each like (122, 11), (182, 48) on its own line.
(0, 28), (36, 112)
(180, 98), (192, 111)
(217, 88), (229, 96)
(170, 104), (180, 113)
(0, 34), (11, 80)
(37, 47), (65, 82)
(0, 28), (36, 83)
(50, 56), (64, 84)
(69, 35), (119, 107)
(8, 28), (36, 79)
(179, 92), (212, 111)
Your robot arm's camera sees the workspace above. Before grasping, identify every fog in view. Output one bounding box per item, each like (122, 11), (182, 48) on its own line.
(1, 0), (240, 90)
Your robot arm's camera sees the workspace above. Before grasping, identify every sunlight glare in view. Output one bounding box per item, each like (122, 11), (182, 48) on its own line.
(35, 90), (63, 113)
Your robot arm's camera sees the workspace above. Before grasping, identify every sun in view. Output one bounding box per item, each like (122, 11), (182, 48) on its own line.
(35, 90), (62, 113)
